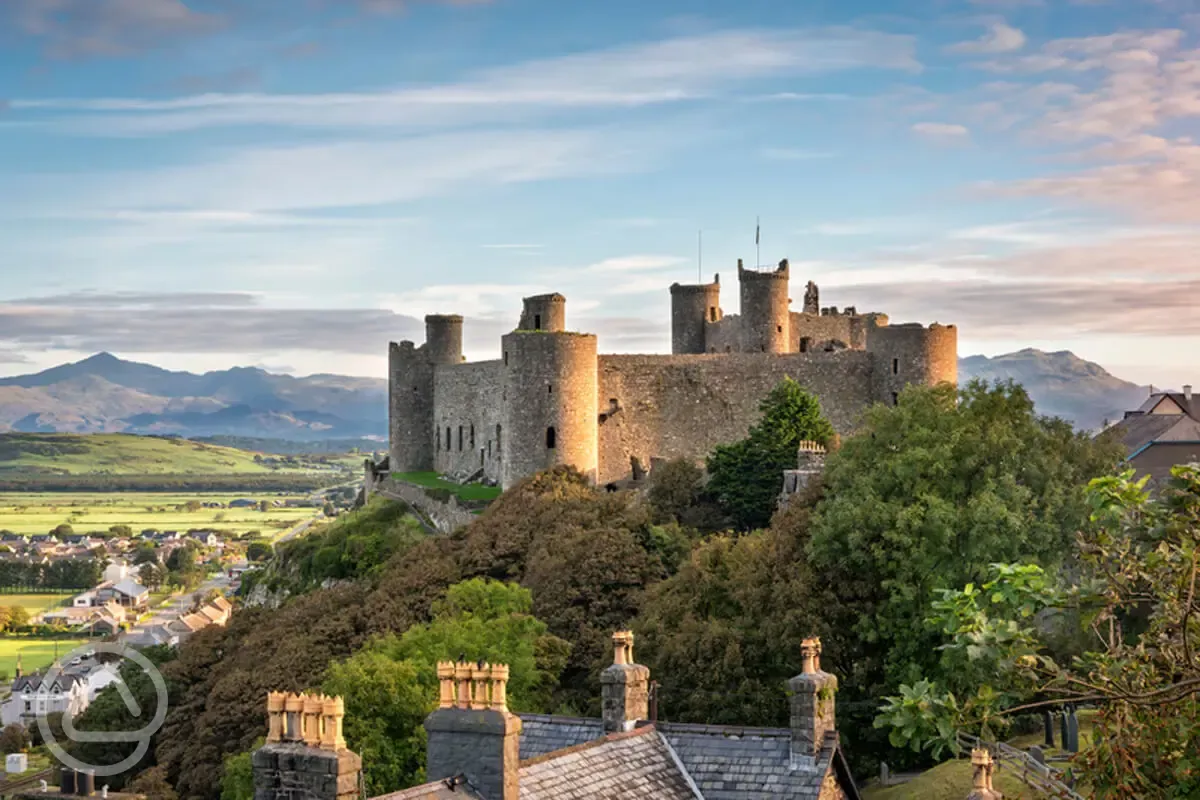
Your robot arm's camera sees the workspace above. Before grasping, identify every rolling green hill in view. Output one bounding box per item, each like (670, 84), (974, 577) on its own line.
(0, 433), (342, 475)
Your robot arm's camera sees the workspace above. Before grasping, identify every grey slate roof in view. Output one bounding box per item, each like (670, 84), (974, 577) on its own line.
(519, 714), (605, 760)
(373, 778), (481, 799)
(660, 723), (833, 800)
(519, 726), (698, 800)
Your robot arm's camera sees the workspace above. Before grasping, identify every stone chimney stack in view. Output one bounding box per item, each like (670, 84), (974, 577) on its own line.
(425, 660), (522, 800)
(601, 631), (650, 733)
(966, 748), (1003, 799)
(787, 637), (837, 770)
(1185, 384), (1193, 405)
(252, 692), (361, 800)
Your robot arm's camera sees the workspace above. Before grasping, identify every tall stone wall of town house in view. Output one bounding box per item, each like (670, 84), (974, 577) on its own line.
(595, 351), (875, 485)
(432, 360), (504, 483)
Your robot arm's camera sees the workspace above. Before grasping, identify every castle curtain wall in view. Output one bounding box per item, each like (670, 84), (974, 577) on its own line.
(432, 360), (504, 481)
(596, 352), (874, 485)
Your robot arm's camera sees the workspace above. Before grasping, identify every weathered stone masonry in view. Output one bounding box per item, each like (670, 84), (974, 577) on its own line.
(389, 263), (957, 488)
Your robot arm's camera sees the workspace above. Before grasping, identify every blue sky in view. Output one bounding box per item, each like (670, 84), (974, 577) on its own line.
(1, 0), (1198, 386)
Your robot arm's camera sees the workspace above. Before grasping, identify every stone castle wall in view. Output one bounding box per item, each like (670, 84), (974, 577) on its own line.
(432, 360), (504, 481)
(596, 352), (874, 485)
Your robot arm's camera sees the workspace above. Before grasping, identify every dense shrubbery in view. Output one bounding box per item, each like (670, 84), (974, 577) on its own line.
(0, 559), (103, 590)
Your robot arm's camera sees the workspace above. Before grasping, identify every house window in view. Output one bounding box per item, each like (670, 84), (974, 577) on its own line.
(458, 426), (464, 451)
(892, 358), (899, 375)
(891, 392), (899, 406)
(534, 314), (542, 330)
(546, 427), (557, 449)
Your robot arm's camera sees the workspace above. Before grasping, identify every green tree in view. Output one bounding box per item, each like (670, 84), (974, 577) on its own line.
(245, 542), (272, 562)
(0, 723), (29, 754)
(109, 524), (132, 537)
(133, 543), (159, 565)
(52, 523), (74, 537)
(140, 562), (165, 590)
(880, 465), (1200, 798)
(218, 744), (257, 800)
(706, 378), (835, 530)
(8, 606), (30, 628)
(646, 458), (725, 531)
(128, 766), (178, 800)
(322, 579), (569, 795)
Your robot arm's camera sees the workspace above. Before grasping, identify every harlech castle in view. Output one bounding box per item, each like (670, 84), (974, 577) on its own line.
(388, 259), (957, 488)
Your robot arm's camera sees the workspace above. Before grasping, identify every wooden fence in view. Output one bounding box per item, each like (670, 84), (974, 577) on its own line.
(957, 731), (1084, 800)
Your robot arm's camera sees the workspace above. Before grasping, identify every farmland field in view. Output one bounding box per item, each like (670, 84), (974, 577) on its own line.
(0, 637), (92, 677)
(0, 493), (319, 536)
(0, 593), (71, 615)
(0, 433), (354, 476)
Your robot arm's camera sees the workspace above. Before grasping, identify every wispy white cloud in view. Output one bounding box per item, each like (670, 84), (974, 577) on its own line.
(12, 27), (919, 136)
(5, 0), (225, 58)
(760, 147), (835, 161)
(15, 127), (657, 214)
(912, 121), (971, 141)
(946, 22), (1027, 55)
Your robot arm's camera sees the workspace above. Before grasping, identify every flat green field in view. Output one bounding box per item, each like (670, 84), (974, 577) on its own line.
(0, 638), (92, 677)
(0, 493), (317, 536)
(392, 472), (502, 502)
(0, 594), (71, 615)
(0, 433), (349, 476)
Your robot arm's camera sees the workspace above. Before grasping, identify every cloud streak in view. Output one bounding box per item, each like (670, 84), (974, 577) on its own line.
(11, 27), (920, 136)
(5, 0), (226, 58)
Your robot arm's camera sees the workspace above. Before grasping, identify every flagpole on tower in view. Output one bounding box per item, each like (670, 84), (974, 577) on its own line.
(755, 216), (761, 268)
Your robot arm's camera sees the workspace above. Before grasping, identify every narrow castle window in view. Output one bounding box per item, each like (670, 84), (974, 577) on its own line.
(534, 314), (542, 330)
(892, 358), (899, 375)
(777, 325), (783, 333)
(709, 307), (717, 322)
(470, 424), (475, 448)
(504, 351), (509, 365)
(546, 426), (557, 449)
(458, 426), (464, 451)
(547, 384), (553, 394)
(891, 392), (899, 406)
(445, 427), (451, 451)
(496, 424), (502, 452)
(437, 429), (441, 451)
(800, 337), (810, 353)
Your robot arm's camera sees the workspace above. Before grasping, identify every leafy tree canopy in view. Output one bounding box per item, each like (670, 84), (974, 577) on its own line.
(706, 378), (835, 530)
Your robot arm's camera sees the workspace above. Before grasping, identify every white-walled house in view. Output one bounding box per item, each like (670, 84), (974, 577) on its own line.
(103, 558), (132, 585)
(1, 672), (89, 727)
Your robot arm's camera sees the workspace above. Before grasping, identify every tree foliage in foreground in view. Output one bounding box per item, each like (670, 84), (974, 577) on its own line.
(706, 378), (835, 530)
(323, 579), (568, 795)
(879, 465), (1200, 798)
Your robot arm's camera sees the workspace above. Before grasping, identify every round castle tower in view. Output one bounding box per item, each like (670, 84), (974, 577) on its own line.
(519, 294), (566, 332)
(669, 275), (721, 355)
(866, 321), (958, 405)
(424, 314), (464, 365)
(738, 259), (790, 354)
(500, 329), (598, 489)
(388, 341), (435, 473)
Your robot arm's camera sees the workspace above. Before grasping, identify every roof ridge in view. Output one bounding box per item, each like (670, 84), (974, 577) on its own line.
(519, 723), (657, 768)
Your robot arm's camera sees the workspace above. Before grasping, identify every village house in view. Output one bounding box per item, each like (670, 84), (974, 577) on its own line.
(1103, 384), (1200, 486)
(1, 668), (89, 728)
(97, 578), (149, 610)
(252, 633), (861, 800)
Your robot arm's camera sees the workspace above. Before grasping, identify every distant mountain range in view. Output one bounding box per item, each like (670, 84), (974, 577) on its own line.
(958, 348), (1149, 432)
(0, 353), (387, 441)
(0, 349), (1155, 441)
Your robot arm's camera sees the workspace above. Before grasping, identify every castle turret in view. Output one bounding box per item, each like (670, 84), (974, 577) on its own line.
(500, 325), (598, 489)
(519, 294), (567, 332)
(425, 314), (464, 365)
(669, 275), (721, 354)
(389, 341), (436, 473)
(739, 258), (791, 354)
(866, 320), (958, 406)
